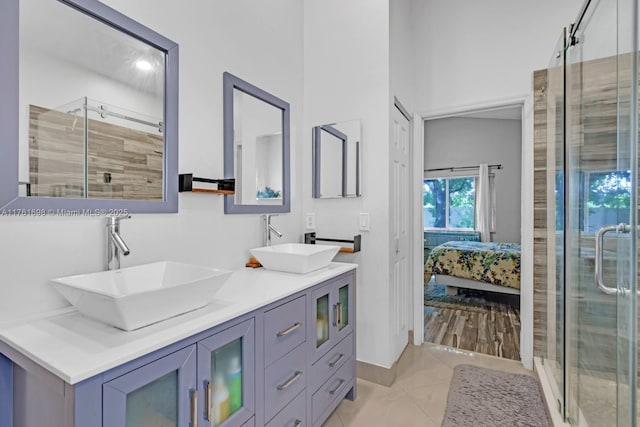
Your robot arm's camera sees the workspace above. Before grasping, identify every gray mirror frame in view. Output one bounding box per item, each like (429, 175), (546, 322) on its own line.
(0, 0), (179, 213)
(313, 125), (347, 198)
(312, 124), (361, 198)
(223, 72), (290, 214)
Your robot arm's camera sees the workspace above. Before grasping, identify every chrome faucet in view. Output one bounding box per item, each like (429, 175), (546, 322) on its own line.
(106, 215), (131, 270)
(263, 214), (283, 247)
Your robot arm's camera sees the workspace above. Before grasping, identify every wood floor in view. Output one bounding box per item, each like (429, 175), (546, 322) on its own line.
(424, 298), (521, 361)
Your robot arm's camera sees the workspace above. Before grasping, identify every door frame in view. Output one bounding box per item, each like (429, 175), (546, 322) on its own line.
(411, 94), (534, 370)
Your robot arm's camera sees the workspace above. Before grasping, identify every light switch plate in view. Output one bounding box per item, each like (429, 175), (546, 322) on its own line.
(305, 213), (316, 230)
(359, 213), (370, 231)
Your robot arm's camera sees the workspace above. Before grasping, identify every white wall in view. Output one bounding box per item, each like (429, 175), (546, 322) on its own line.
(303, 0), (394, 368)
(424, 117), (522, 243)
(390, 0), (417, 352)
(411, 0), (583, 112)
(390, 0), (416, 113)
(0, 0), (304, 324)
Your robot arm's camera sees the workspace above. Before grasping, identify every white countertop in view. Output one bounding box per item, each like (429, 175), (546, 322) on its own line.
(0, 262), (356, 384)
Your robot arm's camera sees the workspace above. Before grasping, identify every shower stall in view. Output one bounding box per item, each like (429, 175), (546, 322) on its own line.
(537, 0), (640, 425)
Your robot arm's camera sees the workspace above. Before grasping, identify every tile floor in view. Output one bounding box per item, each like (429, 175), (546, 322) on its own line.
(324, 342), (535, 427)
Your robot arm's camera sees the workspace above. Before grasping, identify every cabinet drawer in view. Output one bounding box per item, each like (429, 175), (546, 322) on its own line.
(264, 296), (306, 366)
(311, 357), (354, 425)
(265, 390), (306, 427)
(264, 343), (306, 422)
(310, 333), (353, 393)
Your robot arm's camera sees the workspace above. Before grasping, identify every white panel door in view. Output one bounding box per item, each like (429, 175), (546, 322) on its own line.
(390, 104), (410, 361)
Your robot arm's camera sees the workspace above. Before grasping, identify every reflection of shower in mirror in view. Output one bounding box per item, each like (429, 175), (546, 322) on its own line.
(27, 96), (165, 200)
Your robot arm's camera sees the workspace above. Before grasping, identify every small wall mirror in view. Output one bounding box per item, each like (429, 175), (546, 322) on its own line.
(0, 0), (178, 213)
(223, 72), (290, 214)
(312, 119), (361, 198)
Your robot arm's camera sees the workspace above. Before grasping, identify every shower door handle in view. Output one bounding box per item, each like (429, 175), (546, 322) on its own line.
(594, 223), (631, 295)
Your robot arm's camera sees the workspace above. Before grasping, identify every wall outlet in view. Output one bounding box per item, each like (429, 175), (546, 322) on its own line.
(359, 213), (370, 231)
(305, 213), (316, 230)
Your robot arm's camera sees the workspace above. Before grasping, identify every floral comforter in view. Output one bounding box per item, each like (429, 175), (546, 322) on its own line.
(424, 241), (521, 290)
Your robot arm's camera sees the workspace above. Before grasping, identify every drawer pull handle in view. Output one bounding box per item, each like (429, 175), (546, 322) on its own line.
(189, 388), (198, 427)
(328, 353), (344, 368)
(329, 379), (346, 396)
(204, 380), (212, 421)
(293, 420), (302, 427)
(277, 322), (302, 337)
(277, 371), (303, 390)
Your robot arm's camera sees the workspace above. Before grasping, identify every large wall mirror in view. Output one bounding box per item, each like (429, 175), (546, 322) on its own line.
(0, 0), (179, 213)
(223, 72), (290, 214)
(312, 119), (361, 198)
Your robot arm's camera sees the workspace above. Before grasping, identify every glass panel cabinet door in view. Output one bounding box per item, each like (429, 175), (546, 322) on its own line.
(311, 286), (332, 361)
(103, 345), (197, 427)
(315, 293), (330, 348)
(333, 280), (354, 345)
(337, 284), (349, 331)
(311, 275), (354, 361)
(126, 371), (178, 426)
(198, 319), (255, 427)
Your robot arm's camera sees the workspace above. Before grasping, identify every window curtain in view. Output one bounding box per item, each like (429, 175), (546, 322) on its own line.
(476, 163), (496, 242)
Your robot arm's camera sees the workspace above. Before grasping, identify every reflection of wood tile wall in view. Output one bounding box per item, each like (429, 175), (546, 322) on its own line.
(29, 104), (163, 200)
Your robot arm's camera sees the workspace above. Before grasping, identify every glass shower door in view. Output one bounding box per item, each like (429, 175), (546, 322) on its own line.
(542, 27), (567, 419)
(565, 0), (638, 425)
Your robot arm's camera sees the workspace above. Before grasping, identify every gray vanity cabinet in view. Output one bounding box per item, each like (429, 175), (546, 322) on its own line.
(101, 318), (255, 427)
(0, 270), (356, 427)
(308, 275), (356, 427)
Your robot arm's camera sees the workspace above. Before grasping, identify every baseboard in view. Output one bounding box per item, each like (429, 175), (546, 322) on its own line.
(357, 336), (415, 387)
(356, 359), (397, 387)
(357, 332), (416, 387)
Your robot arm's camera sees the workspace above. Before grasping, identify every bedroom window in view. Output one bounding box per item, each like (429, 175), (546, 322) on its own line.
(584, 170), (631, 232)
(424, 177), (475, 229)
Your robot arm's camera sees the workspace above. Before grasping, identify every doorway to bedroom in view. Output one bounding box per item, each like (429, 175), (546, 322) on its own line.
(422, 105), (523, 361)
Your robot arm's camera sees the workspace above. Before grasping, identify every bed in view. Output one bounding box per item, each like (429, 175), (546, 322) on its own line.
(424, 241), (521, 295)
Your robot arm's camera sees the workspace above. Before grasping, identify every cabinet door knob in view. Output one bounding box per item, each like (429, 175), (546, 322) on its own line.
(293, 419), (303, 427)
(277, 371), (303, 390)
(277, 322), (302, 337)
(189, 388), (198, 427)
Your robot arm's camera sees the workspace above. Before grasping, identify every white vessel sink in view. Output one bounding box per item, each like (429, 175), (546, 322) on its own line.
(250, 243), (340, 274)
(51, 261), (232, 331)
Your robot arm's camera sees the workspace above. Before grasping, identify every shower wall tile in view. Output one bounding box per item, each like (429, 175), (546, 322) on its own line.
(533, 68), (548, 356)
